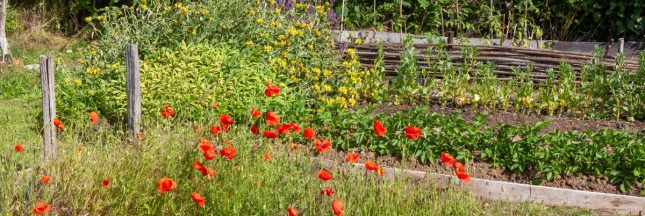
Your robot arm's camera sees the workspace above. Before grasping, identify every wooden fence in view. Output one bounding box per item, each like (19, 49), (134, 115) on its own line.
(38, 43), (142, 161)
(341, 42), (640, 84)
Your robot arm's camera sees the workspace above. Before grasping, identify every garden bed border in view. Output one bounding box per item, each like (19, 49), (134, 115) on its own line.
(312, 158), (645, 215)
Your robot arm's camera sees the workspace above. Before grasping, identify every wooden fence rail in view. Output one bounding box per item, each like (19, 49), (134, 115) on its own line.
(341, 43), (641, 83)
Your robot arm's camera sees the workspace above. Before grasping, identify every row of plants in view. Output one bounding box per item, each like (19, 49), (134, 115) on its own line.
(314, 106), (645, 192)
(375, 38), (645, 121)
(335, 0), (645, 42)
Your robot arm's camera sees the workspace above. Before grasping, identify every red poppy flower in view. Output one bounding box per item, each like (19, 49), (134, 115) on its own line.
(251, 108), (261, 118)
(157, 177), (176, 193)
(319, 187), (334, 196)
(251, 125), (260, 135)
(53, 117), (64, 130)
(263, 152), (272, 161)
(456, 171), (471, 184)
(15, 143), (24, 153)
(265, 81), (281, 97)
(198, 139), (215, 152)
(220, 146), (237, 160)
(373, 119), (386, 137)
(209, 125), (221, 136)
(161, 106), (176, 118)
(219, 114), (234, 126)
(364, 160), (378, 171)
(276, 124), (290, 134)
(40, 175), (50, 184)
(102, 179), (110, 188)
(193, 161), (205, 171)
(288, 122), (301, 133)
(136, 133), (145, 142)
(265, 111), (281, 126)
(441, 152), (456, 167)
(331, 198), (344, 216)
(453, 162), (465, 174)
(315, 139), (331, 153)
(345, 153), (359, 163)
(404, 126), (422, 140)
(191, 192), (205, 207)
(303, 128), (315, 140)
(317, 169), (333, 181)
(90, 111), (99, 125)
(222, 124), (230, 133)
(203, 150), (217, 160)
(291, 144), (299, 150)
(204, 167), (216, 178)
(32, 202), (51, 215)
(288, 207), (298, 216)
(376, 166), (384, 176)
(263, 130), (278, 139)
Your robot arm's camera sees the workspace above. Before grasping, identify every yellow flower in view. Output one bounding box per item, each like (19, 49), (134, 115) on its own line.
(74, 79), (82, 86)
(264, 45), (273, 52)
(355, 38), (362, 45)
(274, 8), (280, 14)
(323, 70), (332, 77)
(96, 15), (106, 21)
(278, 34), (287, 41)
(348, 98), (357, 106)
(201, 10), (209, 15)
(287, 27), (299, 36)
(269, 0), (276, 4)
(323, 85), (332, 92)
(345, 48), (356, 57)
(140, 4), (148, 10)
(246, 40), (254, 46)
(256, 17), (265, 24)
(84, 16), (93, 22)
(307, 44), (313, 49)
(338, 86), (348, 95)
(64, 78), (71, 84)
(312, 67), (321, 74)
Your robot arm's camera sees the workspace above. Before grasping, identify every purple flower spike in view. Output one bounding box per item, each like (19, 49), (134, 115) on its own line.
(327, 10), (336, 22)
(307, 5), (315, 14)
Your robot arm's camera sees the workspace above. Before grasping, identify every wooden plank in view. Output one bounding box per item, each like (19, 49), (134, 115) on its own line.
(312, 158), (645, 215)
(39, 55), (56, 161)
(125, 44), (141, 139)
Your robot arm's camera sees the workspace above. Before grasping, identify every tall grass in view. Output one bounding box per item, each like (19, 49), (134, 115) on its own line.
(1, 112), (594, 215)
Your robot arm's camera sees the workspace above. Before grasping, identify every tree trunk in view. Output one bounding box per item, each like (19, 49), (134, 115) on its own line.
(0, 0), (11, 62)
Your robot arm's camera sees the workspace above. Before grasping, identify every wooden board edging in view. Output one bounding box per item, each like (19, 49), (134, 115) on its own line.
(312, 158), (645, 215)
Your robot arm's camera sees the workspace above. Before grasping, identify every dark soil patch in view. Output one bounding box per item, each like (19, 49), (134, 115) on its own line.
(317, 148), (645, 197)
(372, 104), (645, 134)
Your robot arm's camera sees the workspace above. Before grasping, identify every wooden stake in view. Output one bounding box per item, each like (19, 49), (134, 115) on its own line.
(39, 55), (56, 161)
(447, 31), (454, 51)
(125, 44), (141, 139)
(619, 38), (624, 54)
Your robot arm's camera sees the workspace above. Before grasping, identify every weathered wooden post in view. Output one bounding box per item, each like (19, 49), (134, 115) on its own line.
(39, 55), (56, 161)
(125, 43), (141, 139)
(447, 31), (454, 51)
(618, 38), (624, 54)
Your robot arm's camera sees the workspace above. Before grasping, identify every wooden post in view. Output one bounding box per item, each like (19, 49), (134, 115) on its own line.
(40, 55), (56, 161)
(447, 31), (454, 51)
(125, 44), (141, 138)
(618, 38), (624, 54)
